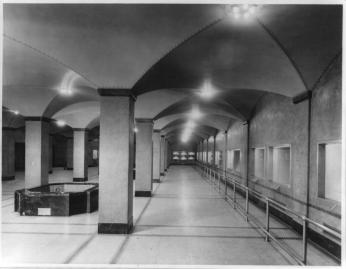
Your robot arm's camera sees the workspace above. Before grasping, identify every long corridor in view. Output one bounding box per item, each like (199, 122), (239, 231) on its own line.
(1, 166), (338, 266)
(1, 166), (290, 265)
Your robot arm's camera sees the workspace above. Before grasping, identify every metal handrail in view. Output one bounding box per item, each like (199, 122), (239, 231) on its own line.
(195, 161), (341, 265)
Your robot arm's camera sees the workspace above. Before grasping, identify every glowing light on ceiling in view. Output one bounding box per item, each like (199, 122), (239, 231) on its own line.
(227, 4), (261, 20)
(134, 127), (138, 133)
(59, 71), (78, 96)
(189, 106), (203, 120)
(56, 120), (66, 127)
(181, 128), (192, 143)
(198, 79), (218, 100)
(185, 120), (196, 129)
(12, 110), (19, 115)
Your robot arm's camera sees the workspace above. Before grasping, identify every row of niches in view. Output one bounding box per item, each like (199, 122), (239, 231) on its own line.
(250, 143), (341, 203)
(172, 151), (195, 161)
(197, 142), (341, 203)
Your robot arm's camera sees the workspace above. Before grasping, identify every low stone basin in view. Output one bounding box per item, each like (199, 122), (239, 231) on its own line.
(14, 183), (98, 216)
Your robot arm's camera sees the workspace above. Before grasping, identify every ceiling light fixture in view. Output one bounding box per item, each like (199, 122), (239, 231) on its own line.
(189, 106), (203, 120)
(198, 79), (217, 100)
(12, 110), (19, 115)
(56, 120), (66, 127)
(134, 127), (138, 133)
(185, 120), (196, 129)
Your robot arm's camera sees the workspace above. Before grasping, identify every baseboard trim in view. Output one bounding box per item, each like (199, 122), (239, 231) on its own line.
(2, 175), (15, 181)
(135, 191), (152, 197)
(73, 177), (87, 182)
(98, 222), (133, 234)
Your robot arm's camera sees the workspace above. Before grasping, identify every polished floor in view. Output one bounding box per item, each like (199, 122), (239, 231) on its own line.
(1, 166), (339, 266)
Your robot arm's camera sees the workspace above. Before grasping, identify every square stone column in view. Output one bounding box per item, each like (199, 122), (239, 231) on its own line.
(73, 129), (88, 182)
(49, 135), (53, 174)
(160, 135), (165, 176)
(135, 119), (153, 197)
(206, 139), (209, 164)
(66, 138), (73, 170)
(164, 139), (168, 171)
(242, 121), (249, 186)
(213, 136), (216, 166)
(2, 128), (15, 181)
(152, 130), (161, 183)
(98, 89), (135, 234)
(223, 131), (228, 174)
(25, 118), (50, 188)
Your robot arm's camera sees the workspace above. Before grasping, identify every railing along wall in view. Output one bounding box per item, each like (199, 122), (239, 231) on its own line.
(195, 161), (341, 266)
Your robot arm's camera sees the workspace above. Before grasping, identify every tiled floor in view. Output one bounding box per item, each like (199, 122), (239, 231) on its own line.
(1, 166), (339, 266)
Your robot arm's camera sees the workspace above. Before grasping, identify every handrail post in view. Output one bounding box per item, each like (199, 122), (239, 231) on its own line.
(265, 199), (270, 242)
(233, 182), (236, 209)
(245, 189), (249, 222)
(218, 172), (220, 192)
(302, 217), (308, 265)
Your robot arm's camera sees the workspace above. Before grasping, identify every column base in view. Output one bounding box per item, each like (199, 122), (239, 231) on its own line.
(153, 178), (161, 183)
(2, 176), (15, 181)
(98, 222), (133, 234)
(73, 177), (88, 182)
(135, 191), (152, 197)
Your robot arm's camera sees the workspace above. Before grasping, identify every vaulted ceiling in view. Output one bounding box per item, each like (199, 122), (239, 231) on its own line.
(2, 4), (342, 146)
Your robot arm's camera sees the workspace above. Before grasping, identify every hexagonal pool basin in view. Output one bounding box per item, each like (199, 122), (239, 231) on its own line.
(14, 183), (98, 216)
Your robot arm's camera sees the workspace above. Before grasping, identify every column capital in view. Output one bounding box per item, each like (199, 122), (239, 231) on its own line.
(25, 116), (51, 123)
(135, 118), (154, 124)
(98, 88), (136, 101)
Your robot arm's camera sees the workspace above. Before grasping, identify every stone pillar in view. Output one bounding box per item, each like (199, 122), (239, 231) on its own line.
(135, 119), (153, 197)
(2, 128), (15, 181)
(242, 121), (250, 186)
(73, 129), (88, 182)
(223, 131), (228, 174)
(201, 141), (205, 163)
(49, 135), (53, 174)
(160, 135), (165, 176)
(152, 130), (161, 183)
(213, 136), (216, 167)
(164, 139), (168, 172)
(25, 118), (49, 188)
(199, 141), (203, 162)
(206, 139), (209, 165)
(66, 138), (73, 170)
(98, 89), (135, 234)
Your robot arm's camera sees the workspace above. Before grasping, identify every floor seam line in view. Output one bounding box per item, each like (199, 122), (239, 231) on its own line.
(109, 179), (161, 264)
(64, 232), (98, 264)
